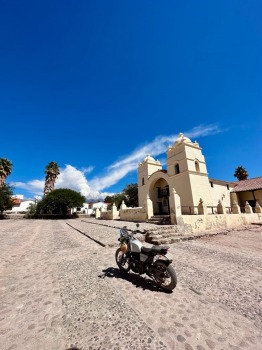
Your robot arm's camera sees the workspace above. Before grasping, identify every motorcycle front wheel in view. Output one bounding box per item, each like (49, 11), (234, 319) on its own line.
(115, 248), (131, 273)
(152, 261), (177, 291)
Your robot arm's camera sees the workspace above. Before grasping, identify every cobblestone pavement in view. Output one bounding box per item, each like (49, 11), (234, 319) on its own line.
(0, 218), (261, 350)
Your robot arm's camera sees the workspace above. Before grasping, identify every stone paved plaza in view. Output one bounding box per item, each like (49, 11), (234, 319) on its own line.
(0, 218), (261, 350)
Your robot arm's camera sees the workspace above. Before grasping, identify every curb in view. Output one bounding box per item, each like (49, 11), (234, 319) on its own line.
(66, 222), (107, 247)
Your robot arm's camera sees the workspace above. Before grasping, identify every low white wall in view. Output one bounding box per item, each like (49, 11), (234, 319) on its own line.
(100, 211), (112, 220)
(100, 210), (120, 220)
(119, 207), (147, 222)
(180, 212), (262, 233)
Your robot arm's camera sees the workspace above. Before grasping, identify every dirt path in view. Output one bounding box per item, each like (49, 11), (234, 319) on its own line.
(0, 219), (261, 350)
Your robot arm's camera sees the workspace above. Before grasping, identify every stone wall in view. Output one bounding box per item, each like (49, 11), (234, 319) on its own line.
(179, 212), (262, 233)
(100, 203), (119, 220)
(119, 207), (147, 222)
(96, 196), (262, 234)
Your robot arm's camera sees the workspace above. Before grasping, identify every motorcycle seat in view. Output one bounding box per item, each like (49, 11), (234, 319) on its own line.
(141, 246), (169, 255)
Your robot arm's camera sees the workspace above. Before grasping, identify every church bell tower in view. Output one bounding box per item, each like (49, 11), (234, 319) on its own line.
(166, 133), (213, 208)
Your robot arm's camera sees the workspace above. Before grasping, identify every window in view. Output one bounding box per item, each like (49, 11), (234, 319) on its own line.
(195, 161), (200, 172)
(142, 177), (145, 186)
(175, 164), (180, 174)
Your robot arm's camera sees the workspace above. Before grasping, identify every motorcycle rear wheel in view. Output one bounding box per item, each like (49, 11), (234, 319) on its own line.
(152, 261), (177, 291)
(115, 248), (131, 273)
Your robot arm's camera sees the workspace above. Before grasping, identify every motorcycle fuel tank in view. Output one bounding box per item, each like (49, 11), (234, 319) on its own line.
(130, 238), (143, 253)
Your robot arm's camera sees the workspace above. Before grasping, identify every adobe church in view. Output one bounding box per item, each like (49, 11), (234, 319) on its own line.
(100, 132), (261, 230)
(138, 133), (235, 219)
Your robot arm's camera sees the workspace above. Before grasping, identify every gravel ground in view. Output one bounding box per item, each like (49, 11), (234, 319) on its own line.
(0, 218), (261, 350)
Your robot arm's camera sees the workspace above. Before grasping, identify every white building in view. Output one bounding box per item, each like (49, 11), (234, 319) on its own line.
(74, 202), (108, 215)
(10, 195), (35, 213)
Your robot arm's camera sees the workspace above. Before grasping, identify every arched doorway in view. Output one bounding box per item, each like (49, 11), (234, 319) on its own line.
(149, 178), (170, 215)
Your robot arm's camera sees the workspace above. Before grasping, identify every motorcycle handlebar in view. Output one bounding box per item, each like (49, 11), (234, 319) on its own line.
(120, 227), (148, 236)
(134, 229), (146, 234)
(126, 228), (148, 234)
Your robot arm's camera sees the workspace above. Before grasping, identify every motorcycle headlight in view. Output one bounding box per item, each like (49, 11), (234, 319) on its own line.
(120, 243), (128, 253)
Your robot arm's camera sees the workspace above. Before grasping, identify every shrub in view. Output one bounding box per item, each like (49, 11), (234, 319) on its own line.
(36, 188), (85, 216)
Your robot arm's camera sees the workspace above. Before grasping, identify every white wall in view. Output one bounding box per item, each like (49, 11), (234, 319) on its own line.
(209, 180), (234, 207)
(74, 202), (108, 215)
(180, 212), (262, 233)
(10, 200), (35, 213)
(119, 207), (147, 222)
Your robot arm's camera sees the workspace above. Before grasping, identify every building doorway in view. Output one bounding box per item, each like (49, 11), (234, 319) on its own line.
(157, 202), (163, 215)
(150, 178), (170, 215)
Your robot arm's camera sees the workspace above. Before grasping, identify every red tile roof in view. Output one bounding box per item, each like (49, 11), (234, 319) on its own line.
(12, 198), (21, 204)
(231, 177), (262, 192)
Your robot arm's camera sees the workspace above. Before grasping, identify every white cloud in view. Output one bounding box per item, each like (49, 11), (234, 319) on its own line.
(110, 124), (220, 170)
(55, 165), (114, 200)
(13, 124), (221, 200)
(89, 163), (135, 192)
(12, 180), (45, 196)
(81, 166), (94, 174)
(12, 166), (113, 201)
(56, 165), (91, 196)
(89, 124), (221, 191)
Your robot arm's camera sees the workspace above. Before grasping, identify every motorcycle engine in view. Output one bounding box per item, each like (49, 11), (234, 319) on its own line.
(131, 253), (144, 274)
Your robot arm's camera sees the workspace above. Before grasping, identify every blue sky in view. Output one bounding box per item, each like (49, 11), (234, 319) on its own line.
(0, 0), (261, 200)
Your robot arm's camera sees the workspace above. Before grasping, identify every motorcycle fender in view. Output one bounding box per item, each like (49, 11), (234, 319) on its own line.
(157, 254), (173, 264)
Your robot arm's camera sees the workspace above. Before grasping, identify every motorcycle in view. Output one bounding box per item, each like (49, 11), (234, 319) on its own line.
(115, 224), (177, 291)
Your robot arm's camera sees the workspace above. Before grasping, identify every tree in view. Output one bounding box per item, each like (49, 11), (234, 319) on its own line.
(36, 188), (85, 215)
(26, 203), (37, 215)
(104, 183), (138, 209)
(122, 183), (138, 207)
(0, 184), (14, 214)
(43, 161), (60, 195)
(0, 158), (13, 187)
(234, 166), (249, 181)
(104, 193), (126, 209)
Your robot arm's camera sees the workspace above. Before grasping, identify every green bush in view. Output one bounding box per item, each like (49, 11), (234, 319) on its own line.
(36, 188), (85, 216)
(0, 213), (10, 220)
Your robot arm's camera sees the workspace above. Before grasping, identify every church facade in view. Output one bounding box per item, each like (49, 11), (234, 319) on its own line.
(138, 133), (235, 217)
(100, 132), (261, 230)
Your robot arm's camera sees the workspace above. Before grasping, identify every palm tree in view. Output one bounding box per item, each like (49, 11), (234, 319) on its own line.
(234, 166), (249, 181)
(43, 161), (60, 195)
(0, 158), (13, 187)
